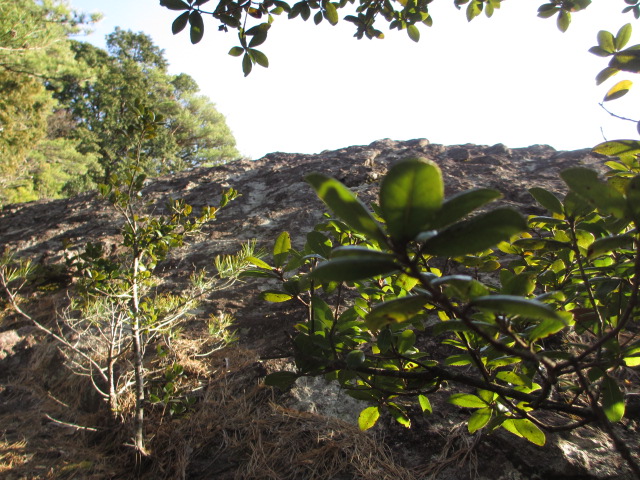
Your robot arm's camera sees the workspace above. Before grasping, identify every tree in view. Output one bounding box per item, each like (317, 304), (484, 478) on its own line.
(55, 29), (239, 184)
(0, 0), (98, 205)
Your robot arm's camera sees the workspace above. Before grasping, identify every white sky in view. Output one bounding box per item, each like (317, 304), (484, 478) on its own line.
(68, 0), (640, 159)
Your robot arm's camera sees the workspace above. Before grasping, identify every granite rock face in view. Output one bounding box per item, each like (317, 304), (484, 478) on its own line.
(1, 139), (635, 480)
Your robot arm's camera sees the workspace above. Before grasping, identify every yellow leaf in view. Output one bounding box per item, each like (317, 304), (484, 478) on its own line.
(604, 80), (633, 102)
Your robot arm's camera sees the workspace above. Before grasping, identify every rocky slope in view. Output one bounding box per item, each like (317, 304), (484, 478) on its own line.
(0, 139), (635, 480)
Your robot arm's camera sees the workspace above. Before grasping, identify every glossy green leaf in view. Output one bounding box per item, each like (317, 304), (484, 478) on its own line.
(189, 11), (205, 44)
(422, 208), (526, 256)
(172, 11), (190, 34)
(431, 188), (502, 229)
(468, 407), (492, 433)
(601, 374), (625, 422)
(365, 295), (428, 330)
(597, 30), (616, 53)
(407, 24), (420, 42)
(587, 234), (634, 258)
(616, 23), (633, 50)
(265, 371), (298, 389)
(310, 255), (399, 283)
(325, 1), (339, 25)
(448, 393), (487, 408)
(561, 168), (627, 218)
(260, 290), (294, 302)
(604, 80), (633, 101)
(358, 406), (380, 430)
(307, 173), (387, 245)
(528, 187), (563, 215)
(510, 419), (546, 446)
(379, 157), (443, 242)
(274, 231), (291, 267)
(528, 317), (567, 341)
(418, 394), (432, 413)
(471, 295), (561, 321)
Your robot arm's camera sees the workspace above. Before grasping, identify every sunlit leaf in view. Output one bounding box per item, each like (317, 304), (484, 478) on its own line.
(448, 393), (487, 408)
(468, 407), (492, 433)
(604, 80), (633, 101)
(601, 374), (625, 422)
(407, 24), (420, 42)
(616, 23), (633, 50)
(528, 187), (563, 215)
(418, 394), (432, 413)
(431, 188), (502, 229)
(597, 30), (616, 53)
(380, 157), (443, 242)
(273, 231), (291, 267)
(358, 406), (380, 430)
(260, 290), (294, 302)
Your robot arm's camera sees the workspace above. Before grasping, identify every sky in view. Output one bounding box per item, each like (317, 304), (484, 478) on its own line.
(68, 0), (640, 160)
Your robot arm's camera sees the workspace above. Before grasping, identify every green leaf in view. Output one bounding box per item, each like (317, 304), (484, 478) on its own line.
(528, 187), (563, 215)
(560, 168), (627, 218)
(310, 255), (399, 283)
(260, 290), (294, 302)
(273, 231), (291, 267)
(325, 1), (339, 25)
(422, 208), (526, 257)
(358, 406), (380, 430)
(247, 256), (272, 269)
(431, 188), (502, 229)
(407, 24), (420, 42)
(604, 80), (633, 101)
(418, 394), (432, 413)
(189, 11), (205, 44)
(242, 53), (253, 76)
(249, 48), (269, 67)
(587, 234), (634, 258)
(365, 295), (427, 330)
(595, 67), (619, 85)
(380, 157), (443, 242)
(468, 407), (492, 433)
(471, 295), (561, 321)
(306, 173), (387, 245)
(346, 349), (365, 368)
(593, 139), (640, 162)
(505, 419), (546, 446)
(229, 46), (244, 57)
(557, 10), (570, 32)
(597, 30), (616, 53)
(307, 231), (332, 258)
(160, 0), (190, 10)
(387, 403), (411, 428)
(172, 11), (190, 34)
(601, 374), (625, 422)
(265, 371), (299, 389)
(528, 317), (568, 341)
(616, 24), (633, 50)
(448, 393), (487, 408)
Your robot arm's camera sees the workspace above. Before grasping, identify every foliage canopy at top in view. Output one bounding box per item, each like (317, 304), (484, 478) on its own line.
(159, 0), (640, 75)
